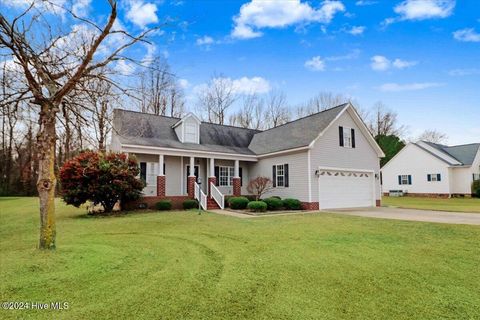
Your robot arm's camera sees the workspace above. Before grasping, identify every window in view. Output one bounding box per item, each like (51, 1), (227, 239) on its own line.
(398, 174), (412, 185)
(343, 127), (352, 148)
(219, 166), (234, 186)
(276, 164), (285, 187)
(339, 126), (355, 148)
(428, 174), (441, 182)
(184, 123), (198, 143)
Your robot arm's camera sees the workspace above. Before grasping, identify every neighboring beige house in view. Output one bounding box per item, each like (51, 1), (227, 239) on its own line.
(110, 103), (385, 210)
(381, 141), (480, 197)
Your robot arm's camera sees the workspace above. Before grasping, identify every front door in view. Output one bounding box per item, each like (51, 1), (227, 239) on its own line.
(186, 165), (199, 193)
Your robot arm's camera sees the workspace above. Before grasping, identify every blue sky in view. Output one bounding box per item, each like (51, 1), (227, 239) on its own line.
(3, 0), (479, 144)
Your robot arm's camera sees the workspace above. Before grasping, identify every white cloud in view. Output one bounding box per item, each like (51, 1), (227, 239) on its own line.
(448, 68), (480, 76)
(371, 55), (417, 71)
(195, 76), (271, 95)
(453, 28), (480, 42)
(231, 0), (345, 39)
(196, 36), (214, 46)
(370, 55), (390, 71)
(377, 82), (444, 92)
(383, 0), (455, 25)
(72, 0), (91, 17)
(231, 77), (271, 94)
(126, 1), (158, 28)
(304, 56), (326, 71)
(346, 25), (365, 35)
(392, 58), (418, 69)
(355, 0), (377, 6)
(115, 60), (136, 76)
(178, 79), (190, 89)
(394, 0), (455, 20)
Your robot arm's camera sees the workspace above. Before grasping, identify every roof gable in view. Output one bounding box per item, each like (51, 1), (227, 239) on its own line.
(419, 141), (480, 166)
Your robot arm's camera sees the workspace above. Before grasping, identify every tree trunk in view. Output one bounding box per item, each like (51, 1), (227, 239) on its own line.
(37, 102), (58, 250)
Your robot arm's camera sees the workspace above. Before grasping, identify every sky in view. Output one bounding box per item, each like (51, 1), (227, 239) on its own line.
(2, 0), (480, 144)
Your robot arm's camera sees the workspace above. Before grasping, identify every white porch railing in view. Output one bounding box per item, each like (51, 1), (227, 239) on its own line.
(210, 183), (224, 209)
(194, 182), (207, 210)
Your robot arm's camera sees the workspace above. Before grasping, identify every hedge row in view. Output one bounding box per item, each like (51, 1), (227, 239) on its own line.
(227, 196), (302, 211)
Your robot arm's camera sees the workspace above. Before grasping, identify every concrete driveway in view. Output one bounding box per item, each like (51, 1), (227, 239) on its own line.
(329, 207), (480, 225)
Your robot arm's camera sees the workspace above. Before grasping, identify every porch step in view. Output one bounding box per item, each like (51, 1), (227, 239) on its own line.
(206, 198), (220, 210)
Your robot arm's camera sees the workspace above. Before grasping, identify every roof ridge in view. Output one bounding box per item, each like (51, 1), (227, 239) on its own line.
(444, 142), (480, 148)
(114, 108), (181, 120)
(256, 103), (349, 134)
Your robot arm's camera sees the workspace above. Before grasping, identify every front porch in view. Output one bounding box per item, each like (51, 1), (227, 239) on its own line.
(130, 152), (255, 209)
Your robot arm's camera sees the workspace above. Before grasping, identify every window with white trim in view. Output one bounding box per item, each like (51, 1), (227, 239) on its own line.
(184, 123), (198, 143)
(276, 164), (285, 187)
(400, 175), (409, 185)
(428, 174), (440, 182)
(219, 166), (235, 186)
(343, 127), (352, 148)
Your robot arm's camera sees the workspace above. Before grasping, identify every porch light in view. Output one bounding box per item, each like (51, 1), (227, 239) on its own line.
(315, 170), (320, 177)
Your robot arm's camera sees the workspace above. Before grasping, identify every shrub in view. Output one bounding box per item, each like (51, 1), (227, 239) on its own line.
(270, 196), (281, 200)
(283, 198), (302, 210)
(59, 151), (144, 213)
(247, 201), (267, 212)
(183, 199), (198, 210)
(263, 197), (283, 210)
(155, 200), (172, 211)
(228, 196), (250, 209)
(472, 180), (480, 198)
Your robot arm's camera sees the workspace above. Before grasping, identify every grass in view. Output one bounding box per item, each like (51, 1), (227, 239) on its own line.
(383, 196), (480, 213)
(1, 197), (480, 320)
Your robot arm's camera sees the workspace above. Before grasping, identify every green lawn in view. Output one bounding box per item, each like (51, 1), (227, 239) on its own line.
(1, 197), (479, 320)
(383, 196), (480, 213)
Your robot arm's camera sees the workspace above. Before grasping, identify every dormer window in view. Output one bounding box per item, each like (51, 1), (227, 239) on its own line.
(172, 113), (201, 144)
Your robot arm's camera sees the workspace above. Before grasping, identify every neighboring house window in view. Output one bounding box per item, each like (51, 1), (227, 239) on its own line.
(339, 126), (356, 148)
(398, 175), (412, 185)
(472, 173), (480, 181)
(218, 166), (234, 186)
(272, 164), (289, 187)
(184, 123), (198, 143)
(427, 174), (441, 182)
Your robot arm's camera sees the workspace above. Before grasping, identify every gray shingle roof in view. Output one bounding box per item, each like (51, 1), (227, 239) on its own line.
(113, 109), (259, 155)
(421, 141), (480, 165)
(248, 104), (348, 155)
(113, 104), (349, 156)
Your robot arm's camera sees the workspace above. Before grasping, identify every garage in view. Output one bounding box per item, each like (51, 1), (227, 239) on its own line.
(318, 168), (375, 209)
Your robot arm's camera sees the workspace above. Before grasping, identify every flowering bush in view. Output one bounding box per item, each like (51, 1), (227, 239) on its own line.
(59, 151), (144, 213)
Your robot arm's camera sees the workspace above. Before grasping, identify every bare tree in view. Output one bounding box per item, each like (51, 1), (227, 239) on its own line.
(229, 94), (264, 129)
(265, 90), (290, 128)
(0, 1), (154, 249)
(197, 74), (237, 124)
(417, 129), (448, 144)
(296, 91), (349, 117)
(367, 102), (406, 138)
(247, 177), (273, 200)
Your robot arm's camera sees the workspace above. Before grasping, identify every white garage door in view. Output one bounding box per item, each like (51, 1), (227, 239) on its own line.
(318, 169), (374, 209)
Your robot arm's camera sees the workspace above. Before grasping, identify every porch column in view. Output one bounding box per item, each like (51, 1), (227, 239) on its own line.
(156, 154), (165, 197)
(208, 158), (216, 197)
(232, 160), (241, 196)
(187, 156), (196, 198)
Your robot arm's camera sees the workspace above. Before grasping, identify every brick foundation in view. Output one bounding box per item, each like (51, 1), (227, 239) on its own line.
(232, 177), (241, 196)
(156, 175), (165, 197)
(301, 202), (319, 210)
(376, 199), (381, 207)
(124, 196), (191, 210)
(208, 177), (216, 196)
(187, 176), (196, 198)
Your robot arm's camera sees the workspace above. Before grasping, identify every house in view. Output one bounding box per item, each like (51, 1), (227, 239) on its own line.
(381, 140), (480, 197)
(110, 103), (385, 210)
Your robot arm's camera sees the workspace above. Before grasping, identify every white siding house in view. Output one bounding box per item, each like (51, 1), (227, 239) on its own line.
(381, 141), (480, 196)
(111, 103), (384, 210)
